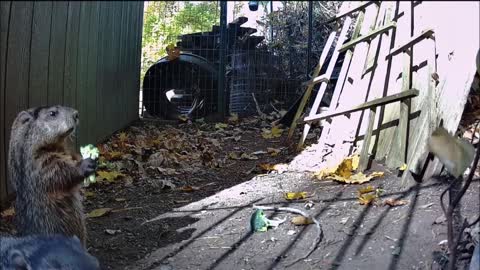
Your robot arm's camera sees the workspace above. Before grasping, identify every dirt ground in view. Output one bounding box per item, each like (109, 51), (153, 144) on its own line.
(0, 117), (478, 270)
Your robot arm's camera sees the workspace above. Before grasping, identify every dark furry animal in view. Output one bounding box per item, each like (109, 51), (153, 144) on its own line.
(8, 105), (96, 246)
(0, 234), (100, 270)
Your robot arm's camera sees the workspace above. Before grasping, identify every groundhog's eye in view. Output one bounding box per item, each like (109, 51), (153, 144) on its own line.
(49, 111), (57, 117)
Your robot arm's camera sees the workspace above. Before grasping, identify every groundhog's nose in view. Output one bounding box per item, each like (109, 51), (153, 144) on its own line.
(73, 110), (79, 121)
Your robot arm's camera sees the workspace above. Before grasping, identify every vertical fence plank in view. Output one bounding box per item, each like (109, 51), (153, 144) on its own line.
(0, 1), (12, 206)
(76, 1), (91, 146)
(118, 1), (127, 127)
(95, 1), (107, 142)
(111, 2), (121, 132)
(107, 2), (116, 135)
(29, 1), (52, 108)
(127, 1), (136, 122)
(86, 1), (99, 145)
(47, 1), (68, 105)
(4, 2), (33, 195)
(63, 1), (81, 109)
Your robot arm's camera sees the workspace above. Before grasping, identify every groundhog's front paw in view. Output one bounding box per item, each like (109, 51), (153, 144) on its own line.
(79, 158), (97, 177)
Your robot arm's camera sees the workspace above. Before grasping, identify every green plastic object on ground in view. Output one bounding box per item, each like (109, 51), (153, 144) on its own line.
(250, 209), (286, 232)
(80, 144), (99, 187)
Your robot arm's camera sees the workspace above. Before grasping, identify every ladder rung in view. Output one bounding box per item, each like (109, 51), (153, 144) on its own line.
(321, 1), (380, 25)
(304, 89), (419, 122)
(339, 22), (397, 52)
(301, 75), (329, 87)
(387, 29), (435, 58)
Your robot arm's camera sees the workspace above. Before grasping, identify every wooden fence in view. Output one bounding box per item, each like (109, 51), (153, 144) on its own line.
(0, 1), (144, 207)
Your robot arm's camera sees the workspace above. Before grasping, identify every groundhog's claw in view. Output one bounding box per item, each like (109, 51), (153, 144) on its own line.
(79, 158), (97, 177)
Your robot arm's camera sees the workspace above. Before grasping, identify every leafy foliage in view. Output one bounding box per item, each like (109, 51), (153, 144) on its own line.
(260, 1), (341, 79)
(141, 1), (219, 82)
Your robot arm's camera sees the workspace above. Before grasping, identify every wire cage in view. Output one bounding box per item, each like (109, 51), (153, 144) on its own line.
(139, 1), (342, 121)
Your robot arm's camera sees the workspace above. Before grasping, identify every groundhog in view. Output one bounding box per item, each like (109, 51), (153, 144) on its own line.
(8, 105), (96, 247)
(0, 234), (100, 270)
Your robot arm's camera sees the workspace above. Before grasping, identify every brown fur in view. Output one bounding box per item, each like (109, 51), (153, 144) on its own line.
(8, 105), (94, 246)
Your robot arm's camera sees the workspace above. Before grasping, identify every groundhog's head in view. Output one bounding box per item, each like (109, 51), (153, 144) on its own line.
(11, 105), (79, 146)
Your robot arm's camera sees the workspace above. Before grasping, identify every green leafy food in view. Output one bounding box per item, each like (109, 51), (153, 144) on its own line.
(80, 144), (100, 186)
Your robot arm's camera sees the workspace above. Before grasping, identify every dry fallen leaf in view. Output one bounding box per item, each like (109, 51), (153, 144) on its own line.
(84, 191), (96, 198)
(291, 216), (314, 226)
(118, 132), (129, 142)
(284, 192), (308, 200)
(358, 193), (378, 205)
(329, 171), (384, 184)
(259, 163), (276, 171)
(240, 152), (258, 160)
(261, 126), (284, 139)
(97, 170), (125, 183)
(358, 185), (375, 195)
(215, 123), (228, 130)
(178, 114), (189, 122)
(314, 155), (360, 180)
(267, 147), (281, 156)
(87, 208), (113, 218)
(105, 229), (122, 235)
(179, 185), (201, 192)
(384, 198), (408, 207)
(228, 152), (241, 160)
(107, 151), (123, 160)
(399, 164), (408, 171)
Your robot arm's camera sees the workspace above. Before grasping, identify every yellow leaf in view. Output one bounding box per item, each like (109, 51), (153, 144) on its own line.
(261, 126), (284, 139)
(333, 171), (384, 184)
(215, 123), (228, 130)
(314, 155), (359, 180)
(399, 164), (408, 171)
(87, 208), (112, 218)
(259, 163), (275, 171)
(313, 166), (338, 179)
(351, 155), (360, 170)
(108, 151), (123, 160)
(271, 126), (283, 137)
(284, 192), (308, 200)
(358, 185), (375, 195)
(97, 170), (125, 183)
(118, 132), (128, 142)
(178, 114), (189, 122)
(84, 191), (96, 198)
(291, 216), (314, 226)
(358, 193), (378, 205)
(336, 158), (353, 179)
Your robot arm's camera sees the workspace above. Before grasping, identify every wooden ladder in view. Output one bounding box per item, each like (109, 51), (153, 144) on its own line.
(287, 1), (379, 142)
(288, 1), (438, 174)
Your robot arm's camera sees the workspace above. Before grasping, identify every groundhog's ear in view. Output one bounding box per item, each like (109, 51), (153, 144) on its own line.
(16, 111), (33, 125)
(8, 249), (28, 269)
